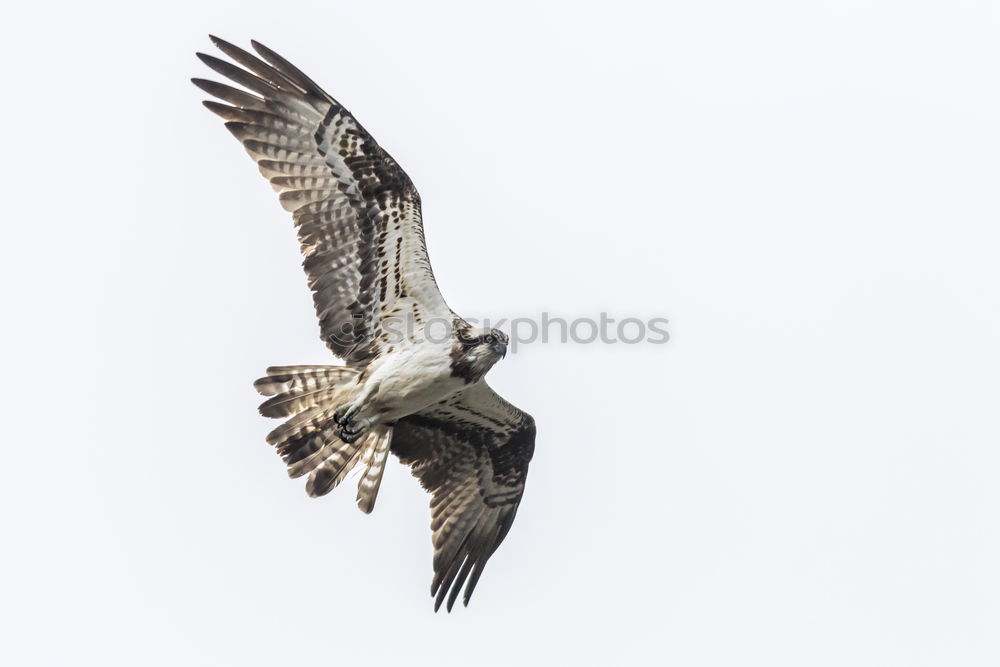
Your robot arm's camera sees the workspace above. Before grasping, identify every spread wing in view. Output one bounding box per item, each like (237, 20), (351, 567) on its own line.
(194, 36), (450, 365)
(392, 382), (536, 611)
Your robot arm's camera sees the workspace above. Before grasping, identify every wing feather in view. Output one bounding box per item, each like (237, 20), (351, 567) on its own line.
(195, 37), (451, 365)
(392, 382), (536, 611)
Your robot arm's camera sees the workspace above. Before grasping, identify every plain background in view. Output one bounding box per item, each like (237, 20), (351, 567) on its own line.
(2, 1), (999, 665)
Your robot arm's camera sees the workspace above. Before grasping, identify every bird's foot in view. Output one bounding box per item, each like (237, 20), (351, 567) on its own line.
(333, 403), (357, 427)
(339, 416), (374, 444)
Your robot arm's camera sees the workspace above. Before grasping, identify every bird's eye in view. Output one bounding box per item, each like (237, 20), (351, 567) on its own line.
(485, 334), (496, 345)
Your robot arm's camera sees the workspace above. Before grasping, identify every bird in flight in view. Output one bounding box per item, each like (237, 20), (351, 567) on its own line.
(193, 36), (536, 612)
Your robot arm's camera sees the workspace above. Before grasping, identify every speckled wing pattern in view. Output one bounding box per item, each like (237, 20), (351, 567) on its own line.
(193, 36), (450, 365)
(392, 382), (536, 611)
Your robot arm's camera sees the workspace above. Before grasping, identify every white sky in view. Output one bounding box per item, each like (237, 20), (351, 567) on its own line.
(3, 1), (999, 665)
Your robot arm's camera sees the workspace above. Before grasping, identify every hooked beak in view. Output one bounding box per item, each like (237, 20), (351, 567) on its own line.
(491, 342), (507, 359)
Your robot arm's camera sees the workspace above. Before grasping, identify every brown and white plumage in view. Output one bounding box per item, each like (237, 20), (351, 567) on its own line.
(394, 382), (535, 611)
(195, 37), (536, 611)
(195, 36), (449, 365)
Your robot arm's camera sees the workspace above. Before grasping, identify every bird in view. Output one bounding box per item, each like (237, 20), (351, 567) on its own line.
(193, 36), (536, 612)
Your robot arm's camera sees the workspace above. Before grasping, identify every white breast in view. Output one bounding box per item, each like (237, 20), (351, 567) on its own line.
(363, 338), (465, 420)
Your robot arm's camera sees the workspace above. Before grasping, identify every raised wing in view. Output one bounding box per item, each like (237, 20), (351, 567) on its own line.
(392, 382), (536, 611)
(194, 36), (450, 365)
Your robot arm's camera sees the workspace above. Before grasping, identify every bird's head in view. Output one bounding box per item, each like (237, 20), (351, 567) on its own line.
(451, 323), (509, 383)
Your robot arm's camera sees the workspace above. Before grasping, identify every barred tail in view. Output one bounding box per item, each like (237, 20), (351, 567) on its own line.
(356, 427), (393, 514)
(253, 365), (393, 513)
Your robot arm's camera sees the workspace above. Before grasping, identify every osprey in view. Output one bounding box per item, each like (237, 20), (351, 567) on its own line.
(194, 37), (536, 611)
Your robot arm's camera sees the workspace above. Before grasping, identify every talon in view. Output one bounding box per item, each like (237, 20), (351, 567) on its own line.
(339, 424), (362, 443)
(338, 417), (372, 444)
(333, 404), (355, 427)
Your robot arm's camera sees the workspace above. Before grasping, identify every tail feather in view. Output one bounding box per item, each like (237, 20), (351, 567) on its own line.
(253, 365), (357, 396)
(254, 364), (392, 512)
(356, 427), (393, 514)
(306, 441), (366, 497)
(259, 386), (338, 418)
(265, 402), (337, 446)
(279, 427), (334, 471)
